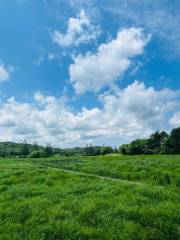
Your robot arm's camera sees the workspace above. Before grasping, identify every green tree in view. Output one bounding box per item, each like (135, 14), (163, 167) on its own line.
(129, 139), (147, 155)
(44, 144), (53, 157)
(113, 147), (119, 154)
(84, 145), (101, 156)
(33, 141), (39, 151)
(29, 150), (45, 158)
(20, 140), (29, 157)
(163, 128), (180, 154)
(100, 146), (113, 155)
(119, 144), (130, 155)
(148, 131), (168, 149)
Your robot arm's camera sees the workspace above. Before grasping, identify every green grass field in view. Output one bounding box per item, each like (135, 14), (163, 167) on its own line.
(0, 155), (180, 239)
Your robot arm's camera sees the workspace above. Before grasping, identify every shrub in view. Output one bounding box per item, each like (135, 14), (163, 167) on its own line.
(29, 150), (45, 158)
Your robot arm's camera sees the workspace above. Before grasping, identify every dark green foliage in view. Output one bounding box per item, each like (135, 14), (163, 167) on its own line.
(0, 142), (44, 158)
(44, 144), (53, 157)
(119, 130), (175, 155)
(84, 146), (101, 156)
(0, 142), (115, 158)
(129, 139), (148, 154)
(100, 146), (113, 155)
(119, 144), (130, 155)
(148, 131), (168, 149)
(113, 147), (119, 153)
(29, 150), (46, 158)
(20, 141), (29, 157)
(163, 128), (180, 154)
(32, 141), (39, 150)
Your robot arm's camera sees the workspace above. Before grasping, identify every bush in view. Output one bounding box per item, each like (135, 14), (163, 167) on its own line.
(163, 128), (180, 154)
(29, 150), (45, 158)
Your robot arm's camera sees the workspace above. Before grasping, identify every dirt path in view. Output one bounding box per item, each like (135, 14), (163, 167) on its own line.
(44, 165), (143, 186)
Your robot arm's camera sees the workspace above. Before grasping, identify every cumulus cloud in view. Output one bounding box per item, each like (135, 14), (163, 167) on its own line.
(170, 112), (180, 128)
(0, 63), (9, 82)
(52, 9), (100, 47)
(69, 28), (150, 94)
(105, 0), (180, 57)
(0, 81), (179, 147)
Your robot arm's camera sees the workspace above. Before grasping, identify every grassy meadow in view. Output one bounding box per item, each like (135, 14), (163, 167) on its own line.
(35, 155), (180, 187)
(0, 155), (179, 239)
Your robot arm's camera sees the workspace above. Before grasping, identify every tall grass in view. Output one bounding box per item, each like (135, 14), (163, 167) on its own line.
(32, 155), (180, 187)
(0, 157), (179, 239)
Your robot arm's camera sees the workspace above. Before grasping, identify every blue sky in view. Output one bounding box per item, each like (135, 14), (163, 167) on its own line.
(0, 0), (180, 147)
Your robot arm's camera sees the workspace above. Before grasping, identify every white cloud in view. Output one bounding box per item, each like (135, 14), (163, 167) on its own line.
(48, 53), (56, 60)
(0, 81), (179, 147)
(170, 112), (180, 128)
(105, 0), (180, 57)
(33, 52), (58, 67)
(52, 9), (100, 47)
(0, 63), (9, 82)
(69, 28), (150, 94)
(34, 92), (57, 105)
(33, 56), (45, 66)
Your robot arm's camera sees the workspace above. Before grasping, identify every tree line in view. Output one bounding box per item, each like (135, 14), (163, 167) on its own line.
(0, 127), (179, 158)
(0, 141), (54, 158)
(0, 141), (115, 158)
(119, 127), (180, 155)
